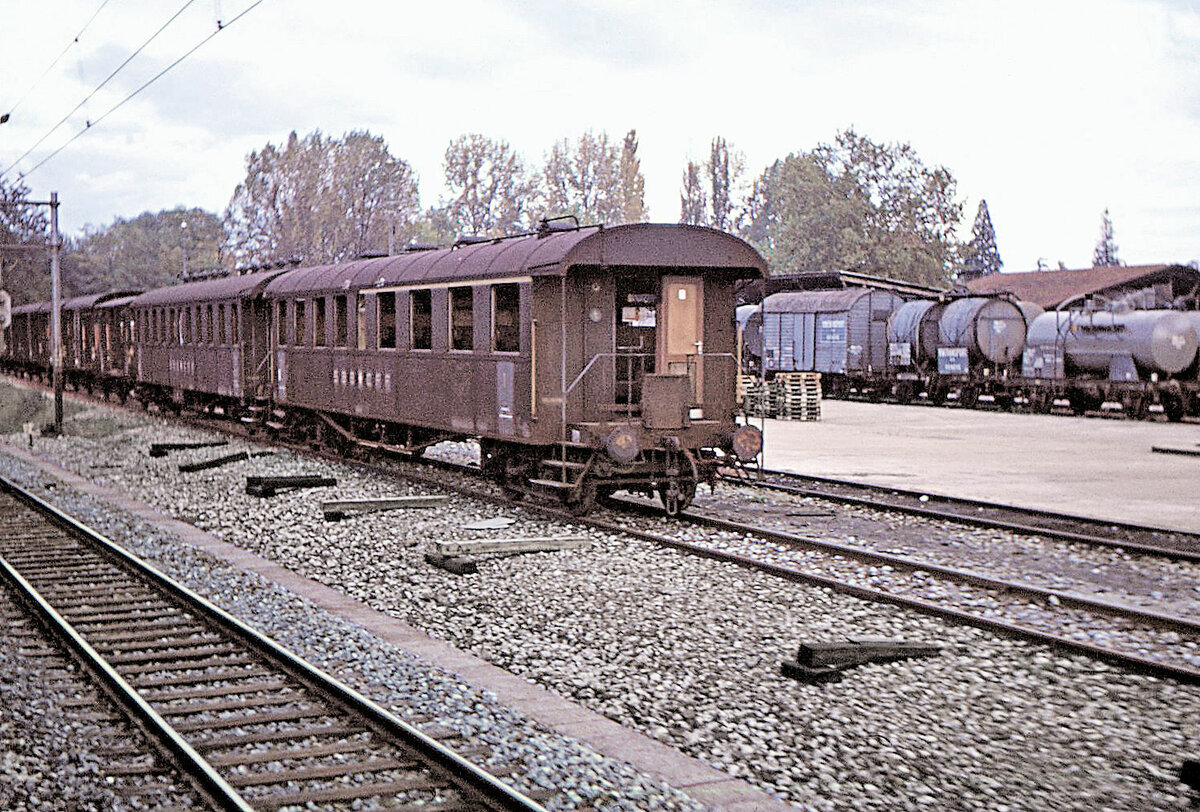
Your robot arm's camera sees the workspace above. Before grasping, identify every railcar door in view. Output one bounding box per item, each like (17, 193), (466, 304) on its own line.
(659, 275), (703, 402)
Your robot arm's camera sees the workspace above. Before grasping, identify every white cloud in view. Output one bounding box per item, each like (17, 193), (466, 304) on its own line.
(1, 0), (1196, 270)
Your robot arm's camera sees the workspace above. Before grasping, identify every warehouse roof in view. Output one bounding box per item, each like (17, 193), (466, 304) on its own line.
(965, 264), (1200, 309)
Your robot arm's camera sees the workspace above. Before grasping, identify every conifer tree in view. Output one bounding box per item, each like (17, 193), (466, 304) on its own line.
(1093, 208), (1121, 267)
(960, 199), (1002, 279)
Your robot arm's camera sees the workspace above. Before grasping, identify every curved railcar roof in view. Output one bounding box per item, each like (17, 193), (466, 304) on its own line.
(62, 290), (143, 311)
(130, 269), (288, 307)
(265, 223), (766, 297)
(10, 301), (51, 315)
(763, 288), (890, 313)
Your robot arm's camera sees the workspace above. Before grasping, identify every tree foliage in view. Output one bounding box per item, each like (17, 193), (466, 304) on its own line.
(1093, 208), (1121, 267)
(442, 134), (531, 237)
(537, 129), (645, 225)
(66, 208), (223, 295)
(707, 136), (744, 232)
(740, 128), (963, 285)
(960, 199), (1002, 280)
(679, 160), (708, 226)
(224, 130), (419, 267)
(0, 177), (51, 304)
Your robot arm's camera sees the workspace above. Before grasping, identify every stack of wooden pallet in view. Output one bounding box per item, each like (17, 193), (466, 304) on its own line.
(774, 372), (822, 420)
(741, 378), (774, 418)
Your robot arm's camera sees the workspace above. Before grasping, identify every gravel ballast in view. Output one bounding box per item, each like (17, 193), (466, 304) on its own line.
(4, 401), (1199, 810)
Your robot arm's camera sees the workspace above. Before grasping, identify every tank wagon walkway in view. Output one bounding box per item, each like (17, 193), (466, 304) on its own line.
(760, 401), (1200, 534)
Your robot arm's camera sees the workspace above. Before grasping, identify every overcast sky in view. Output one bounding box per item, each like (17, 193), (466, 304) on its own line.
(2, 0), (1197, 273)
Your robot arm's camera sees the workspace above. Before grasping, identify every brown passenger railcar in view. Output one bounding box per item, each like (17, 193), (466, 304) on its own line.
(129, 270), (286, 412)
(266, 221), (765, 514)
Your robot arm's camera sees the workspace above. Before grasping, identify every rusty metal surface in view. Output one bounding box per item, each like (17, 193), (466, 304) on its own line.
(131, 270), (287, 307)
(265, 224), (766, 297)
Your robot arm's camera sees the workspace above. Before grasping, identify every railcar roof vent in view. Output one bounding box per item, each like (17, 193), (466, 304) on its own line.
(404, 242), (441, 252)
(537, 214), (581, 237)
(453, 234), (493, 248)
(357, 250), (389, 259)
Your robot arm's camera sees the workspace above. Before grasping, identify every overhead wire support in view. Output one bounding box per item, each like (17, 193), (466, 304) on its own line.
(5, 0), (266, 181)
(1, 0), (114, 125)
(4, 0), (200, 177)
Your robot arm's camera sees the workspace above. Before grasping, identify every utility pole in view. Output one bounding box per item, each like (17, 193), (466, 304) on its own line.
(0, 192), (63, 432)
(49, 191), (62, 432)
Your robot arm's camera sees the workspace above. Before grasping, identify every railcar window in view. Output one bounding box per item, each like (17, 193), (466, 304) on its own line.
(277, 301), (287, 345)
(206, 304), (215, 344)
(378, 292), (397, 349)
(295, 299), (308, 346)
(356, 294), (367, 350)
(450, 287), (473, 351)
(314, 297), (327, 347)
(411, 290), (431, 350)
(334, 295), (348, 346)
(217, 304), (226, 345)
(492, 283), (519, 353)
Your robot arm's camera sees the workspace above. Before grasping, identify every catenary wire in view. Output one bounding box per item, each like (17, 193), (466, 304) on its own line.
(4, 0), (200, 177)
(2, 0), (114, 121)
(15, 0), (267, 180)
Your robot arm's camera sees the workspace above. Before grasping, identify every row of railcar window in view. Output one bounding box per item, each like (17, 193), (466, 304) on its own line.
(139, 303), (241, 346)
(272, 282), (522, 354)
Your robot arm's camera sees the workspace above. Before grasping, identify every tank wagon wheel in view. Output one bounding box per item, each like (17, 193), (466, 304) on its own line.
(658, 449), (699, 517)
(1163, 395), (1185, 423)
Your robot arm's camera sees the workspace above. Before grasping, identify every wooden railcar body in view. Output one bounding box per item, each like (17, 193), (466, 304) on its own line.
(128, 270), (285, 408)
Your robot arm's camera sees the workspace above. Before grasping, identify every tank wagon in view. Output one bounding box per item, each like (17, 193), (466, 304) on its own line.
(1020, 308), (1198, 419)
(736, 282), (1200, 418)
(0, 222), (766, 515)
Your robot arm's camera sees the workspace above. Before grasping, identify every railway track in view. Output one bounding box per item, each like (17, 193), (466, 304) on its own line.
(739, 468), (1200, 562)
(10, 380), (1200, 686)
(0, 474), (547, 812)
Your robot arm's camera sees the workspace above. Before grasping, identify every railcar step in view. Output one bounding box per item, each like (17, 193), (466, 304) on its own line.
(542, 459), (588, 471)
(246, 475), (337, 497)
(527, 478), (577, 490)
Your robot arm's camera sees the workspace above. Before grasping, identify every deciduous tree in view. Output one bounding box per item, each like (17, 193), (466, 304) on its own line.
(537, 129), (647, 225)
(66, 208), (223, 294)
(0, 177), (50, 304)
(224, 130), (419, 266)
(740, 128), (963, 285)
(442, 134), (531, 237)
(707, 136), (744, 232)
(679, 160), (708, 226)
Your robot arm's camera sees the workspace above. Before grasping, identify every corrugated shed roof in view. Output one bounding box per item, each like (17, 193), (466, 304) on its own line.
(965, 264), (1199, 308)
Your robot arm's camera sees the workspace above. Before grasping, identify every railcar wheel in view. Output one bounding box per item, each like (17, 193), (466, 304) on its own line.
(499, 455), (533, 501)
(658, 450), (698, 517)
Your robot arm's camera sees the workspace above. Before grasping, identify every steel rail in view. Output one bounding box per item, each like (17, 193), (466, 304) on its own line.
(0, 474), (548, 812)
(737, 468), (1200, 562)
(575, 509), (1200, 686)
